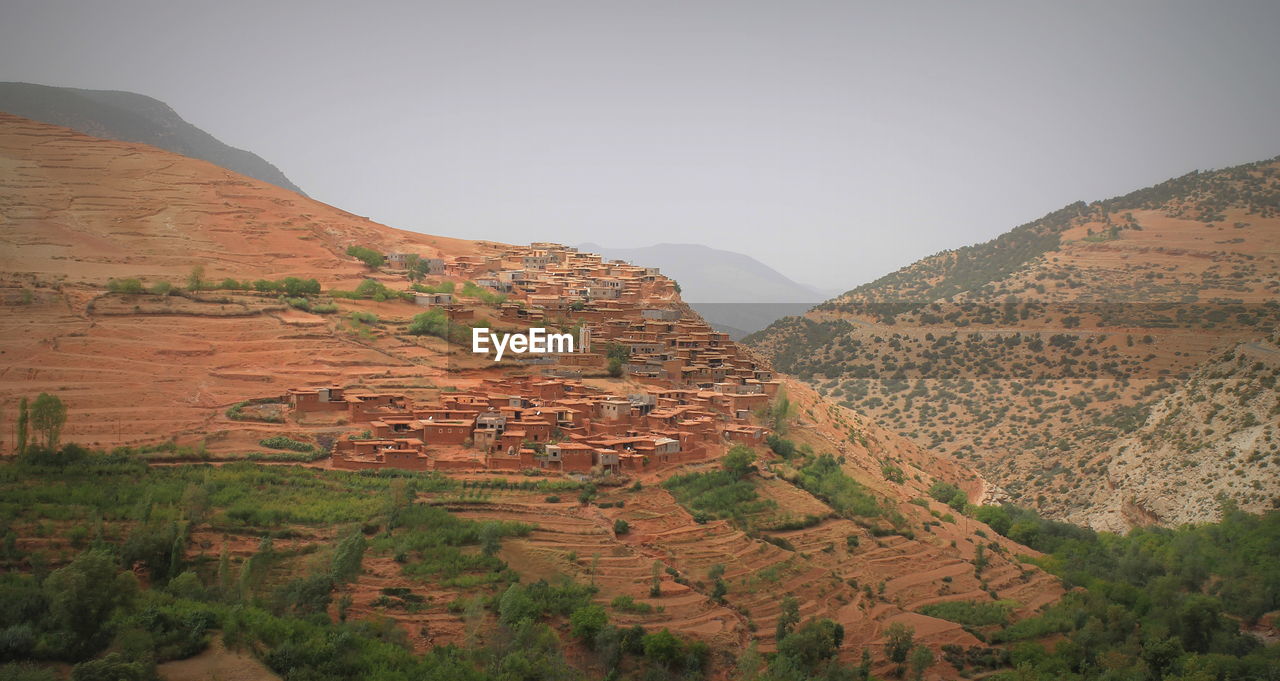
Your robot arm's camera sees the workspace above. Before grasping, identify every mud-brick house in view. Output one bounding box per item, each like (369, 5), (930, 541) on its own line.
(385, 252), (412, 269)
(531, 380), (567, 401)
(641, 308), (682, 322)
(538, 442), (598, 473)
(595, 449), (620, 475)
(444, 304), (475, 322)
(413, 407), (483, 422)
(472, 411), (506, 452)
(721, 424), (768, 446)
(288, 386), (347, 413)
(345, 393), (409, 423)
(597, 398), (633, 422)
(419, 419), (473, 445)
(635, 436), (682, 465)
(522, 254), (556, 269)
(474, 277), (510, 292)
(499, 429), (528, 453)
(369, 415), (422, 438)
(414, 292), (453, 307)
(331, 437), (429, 471)
(509, 417), (554, 443)
(486, 447), (537, 470)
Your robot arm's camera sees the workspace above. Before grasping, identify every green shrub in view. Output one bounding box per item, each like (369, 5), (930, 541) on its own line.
(107, 278), (144, 294)
(610, 595), (653, 614)
(258, 436), (314, 452)
(346, 245), (384, 269)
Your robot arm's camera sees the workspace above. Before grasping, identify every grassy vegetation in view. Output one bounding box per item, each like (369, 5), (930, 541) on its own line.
(330, 278), (413, 302)
(790, 453), (887, 520)
(662, 449), (775, 526)
(917, 599), (1017, 627)
(411, 281), (455, 295)
(0, 450), (716, 680)
(345, 244), (384, 269)
(663, 469), (773, 525)
(971, 502), (1280, 680)
(459, 281), (506, 305)
(258, 435), (315, 452)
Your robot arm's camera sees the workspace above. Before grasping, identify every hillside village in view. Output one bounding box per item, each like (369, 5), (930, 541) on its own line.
(2, 112), (1278, 681)
(289, 242), (777, 474)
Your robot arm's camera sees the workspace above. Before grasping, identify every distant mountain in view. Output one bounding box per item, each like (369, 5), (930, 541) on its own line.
(745, 156), (1280, 529)
(0, 82), (304, 194)
(579, 242), (824, 337)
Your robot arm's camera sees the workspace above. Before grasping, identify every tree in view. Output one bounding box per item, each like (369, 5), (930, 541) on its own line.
(777, 619), (843, 672)
(30, 393), (67, 450)
(569, 604), (608, 645)
(642, 628), (685, 667)
(607, 356), (624, 378)
(404, 254), (431, 281)
(121, 519), (188, 584)
(974, 543), (988, 575)
(776, 594), (800, 642)
(45, 550), (138, 656)
(15, 397), (28, 456)
(346, 245), (384, 269)
(408, 309), (450, 338)
(479, 523), (503, 556)
(181, 484), (211, 526)
(330, 527), (367, 581)
(723, 445), (756, 478)
(498, 583), (539, 626)
(909, 644), (934, 680)
(768, 389), (797, 434)
(884, 622), (915, 663)
(650, 560), (663, 597)
(975, 505), (1012, 535)
(187, 264), (205, 291)
(613, 519), (630, 535)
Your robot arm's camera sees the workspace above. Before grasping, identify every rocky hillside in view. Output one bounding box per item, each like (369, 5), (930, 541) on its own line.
(1079, 332), (1280, 529)
(747, 157), (1280, 529)
(0, 81), (304, 194)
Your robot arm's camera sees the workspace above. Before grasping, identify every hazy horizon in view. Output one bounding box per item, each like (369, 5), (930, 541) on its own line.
(3, 1), (1279, 290)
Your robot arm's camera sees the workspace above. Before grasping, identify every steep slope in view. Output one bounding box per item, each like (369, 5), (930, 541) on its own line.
(0, 81), (304, 194)
(0, 111), (476, 448)
(747, 157), (1280, 529)
(1084, 332), (1280, 528)
(0, 113), (1066, 678)
(580, 242), (824, 337)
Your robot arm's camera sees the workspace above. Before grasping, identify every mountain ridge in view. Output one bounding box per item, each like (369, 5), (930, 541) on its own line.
(0, 81), (305, 195)
(745, 156), (1280, 530)
(580, 241), (825, 337)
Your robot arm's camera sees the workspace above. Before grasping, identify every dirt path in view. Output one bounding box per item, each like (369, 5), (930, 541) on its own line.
(158, 636), (280, 681)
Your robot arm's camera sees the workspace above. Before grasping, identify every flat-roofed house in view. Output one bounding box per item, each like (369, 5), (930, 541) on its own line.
(288, 386), (346, 413)
(345, 393), (409, 423)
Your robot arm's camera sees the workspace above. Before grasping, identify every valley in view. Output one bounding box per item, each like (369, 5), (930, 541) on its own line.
(0, 113), (1277, 681)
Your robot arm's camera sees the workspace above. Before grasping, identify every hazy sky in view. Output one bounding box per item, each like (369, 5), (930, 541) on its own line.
(3, 1), (1279, 290)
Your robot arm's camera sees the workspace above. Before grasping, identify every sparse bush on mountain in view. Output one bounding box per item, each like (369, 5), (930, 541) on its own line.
(345, 245), (384, 269)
